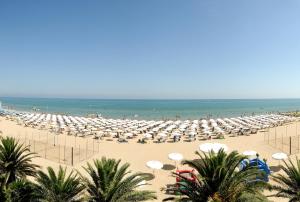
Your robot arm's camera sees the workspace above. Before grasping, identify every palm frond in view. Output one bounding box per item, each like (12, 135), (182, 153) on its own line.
(171, 149), (268, 202)
(271, 157), (300, 201)
(82, 157), (157, 202)
(0, 137), (39, 186)
(34, 166), (84, 202)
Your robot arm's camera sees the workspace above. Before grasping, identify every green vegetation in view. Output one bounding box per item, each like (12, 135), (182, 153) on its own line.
(34, 166), (85, 202)
(82, 158), (157, 202)
(5, 179), (37, 202)
(0, 137), (39, 185)
(0, 136), (156, 202)
(271, 158), (300, 202)
(164, 150), (268, 202)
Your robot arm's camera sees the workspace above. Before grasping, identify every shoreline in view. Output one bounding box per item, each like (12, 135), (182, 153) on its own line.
(1, 98), (300, 120)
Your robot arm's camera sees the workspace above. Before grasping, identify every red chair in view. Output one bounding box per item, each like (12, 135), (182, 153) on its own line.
(176, 169), (196, 194)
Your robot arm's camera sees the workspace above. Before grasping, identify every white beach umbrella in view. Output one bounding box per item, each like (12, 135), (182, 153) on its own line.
(272, 152), (288, 160)
(243, 150), (257, 159)
(144, 133), (152, 139)
(199, 143), (228, 153)
(158, 133), (167, 138)
(272, 152), (288, 165)
(168, 153), (183, 161)
(168, 152), (183, 168)
(189, 131), (197, 136)
(124, 133), (133, 138)
(146, 161), (163, 169)
(146, 160), (163, 174)
(212, 123), (218, 127)
(243, 150), (257, 156)
(172, 132), (181, 137)
(152, 128), (159, 132)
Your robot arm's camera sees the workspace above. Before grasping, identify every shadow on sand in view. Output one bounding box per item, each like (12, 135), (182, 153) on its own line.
(163, 164), (176, 171)
(141, 173), (155, 181)
(270, 165), (281, 172)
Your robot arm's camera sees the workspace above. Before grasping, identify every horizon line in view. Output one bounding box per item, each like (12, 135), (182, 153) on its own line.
(1, 96), (300, 101)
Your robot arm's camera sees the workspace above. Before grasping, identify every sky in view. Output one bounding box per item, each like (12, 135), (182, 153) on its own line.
(0, 0), (300, 99)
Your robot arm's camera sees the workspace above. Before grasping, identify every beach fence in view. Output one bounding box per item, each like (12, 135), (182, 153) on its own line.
(5, 132), (101, 166)
(264, 121), (300, 155)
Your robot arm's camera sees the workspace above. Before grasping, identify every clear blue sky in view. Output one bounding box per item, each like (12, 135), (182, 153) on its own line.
(0, 0), (300, 99)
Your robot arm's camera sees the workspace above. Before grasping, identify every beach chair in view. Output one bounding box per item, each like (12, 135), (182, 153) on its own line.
(188, 135), (196, 142)
(118, 137), (128, 143)
(175, 170), (196, 194)
(137, 138), (147, 144)
(229, 129), (239, 137)
(241, 128), (251, 136)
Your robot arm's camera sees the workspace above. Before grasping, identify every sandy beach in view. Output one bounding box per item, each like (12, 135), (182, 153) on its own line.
(0, 116), (299, 201)
(1, 1), (300, 201)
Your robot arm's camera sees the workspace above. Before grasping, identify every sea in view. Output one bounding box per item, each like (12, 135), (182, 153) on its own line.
(0, 97), (300, 120)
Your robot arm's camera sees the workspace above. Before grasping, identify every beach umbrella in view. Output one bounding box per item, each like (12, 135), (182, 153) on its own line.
(91, 127), (98, 131)
(272, 152), (288, 165)
(168, 153), (183, 161)
(124, 133), (133, 138)
(212, 123), (218, 127)
(172, 132), (181, 137)
(146, 160), (163, 175)
(203, 130), (212, 135)
(189, 131), (197, 136)
(243, 150), (257, 156)
(152, 128), (159, 132)
(243, 150), (257, 159)
(199, 143), (228, 153)
(179, 128), (186, 132)
(158, 133), (167, 138)
(272, 152), (288, 160)
(202, 124), (209, 129)
(144, 133), (152, 139)
(168, 153), (183, 168)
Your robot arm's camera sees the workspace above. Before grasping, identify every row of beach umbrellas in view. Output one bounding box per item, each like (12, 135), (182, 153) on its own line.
(10, 112), (296, 141)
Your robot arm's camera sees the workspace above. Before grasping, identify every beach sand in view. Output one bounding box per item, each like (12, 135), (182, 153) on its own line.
(1, 116), (298, 201)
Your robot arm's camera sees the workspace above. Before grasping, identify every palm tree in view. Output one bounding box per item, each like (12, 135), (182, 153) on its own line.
(6, 179), (37, 202)
(0, 174), (6, 201)
(34, 166), (85, 202)
(271, 158), (300, 201)
(0, 137), (39, 186)
(82, 157), (157, 202)
(165, 150), (267, 202)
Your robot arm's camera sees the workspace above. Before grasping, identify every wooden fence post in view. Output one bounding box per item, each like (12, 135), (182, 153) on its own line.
(71, 147), (74, 166)
(290, 136), (292, 155)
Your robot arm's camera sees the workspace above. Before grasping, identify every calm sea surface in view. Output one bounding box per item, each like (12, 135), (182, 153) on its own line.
(1, 97), (300, 120)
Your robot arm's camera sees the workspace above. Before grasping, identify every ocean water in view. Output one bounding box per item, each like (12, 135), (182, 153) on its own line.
(1, 97), (300, 120)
